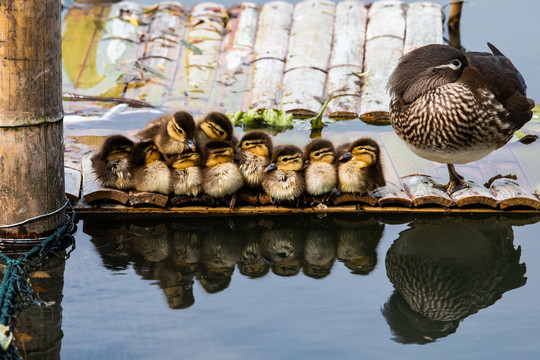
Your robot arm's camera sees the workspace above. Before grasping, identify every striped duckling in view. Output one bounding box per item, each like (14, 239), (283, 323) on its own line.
(262, 145), (305, 203)
(167, 149), (203, 197)
(91, 134), (134, 190)
(304, 138), (337, 197)
(238, 130), (273, 188)
(131, 141), (171, 195)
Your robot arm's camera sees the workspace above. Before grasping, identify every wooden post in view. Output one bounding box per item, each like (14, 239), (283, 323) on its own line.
(448, 0), (464, 51)
(0, 0), (65, 238)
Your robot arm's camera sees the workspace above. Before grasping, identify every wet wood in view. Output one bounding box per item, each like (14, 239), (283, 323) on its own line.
(0, 1), (65, 237)
(359, 0), (406, 118)
(210, 2), (260, 111)
(128, 191), (169, 207)
(65, 166), (82, 204)
(402, 175), (454, 208)
(81, 154), (129, 204)
(449, 180), (498, 208)
(249, 1), (293, 109)
(510, 141), (540, 196)
(281, 0), (335, 115)
(404, 2), (443, 51)
(167, 3), (228, 113)
(490, 178), (540, 210)
(124, 2), (188, 104)
(333, 193), (378, 206)
(326, 0), (368, 118)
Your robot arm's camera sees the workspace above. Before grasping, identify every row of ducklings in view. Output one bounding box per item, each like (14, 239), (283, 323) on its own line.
(91, 110), (386, 203)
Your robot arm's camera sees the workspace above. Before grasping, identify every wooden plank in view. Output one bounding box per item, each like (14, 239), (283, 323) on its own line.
(124, 2), (188, 105)
(333, 193), (378, 206)
(65, 166), (82, 204)
(82, 154), (129, 204)
(91, 2), (145, 98)
(209, 2), (260, 112)
(253, 1), (293, 61)
(281, 0), (335, 115)
(450, 181), (498, 208)
(250, 59), (287, 109)
(490, 178), (540, 210)
(403, 2), (444, 51)
(402, 175), (455, 208)
(358, 0), (406, 118)
(128, 191), (169, 207)
(167, 2), (228, 114)
(326, 0), (367, 118)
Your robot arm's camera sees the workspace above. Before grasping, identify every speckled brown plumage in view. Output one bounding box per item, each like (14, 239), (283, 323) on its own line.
(388, 43), (534, 192)
(262, 145), (305, 203)
(238, 130), (273, 188)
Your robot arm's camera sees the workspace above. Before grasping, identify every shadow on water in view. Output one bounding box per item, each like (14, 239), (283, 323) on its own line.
(382, 217), (527, 344)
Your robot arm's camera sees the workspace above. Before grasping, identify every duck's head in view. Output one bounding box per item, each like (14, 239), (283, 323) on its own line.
(305, 138), (335, 165)
(131, 141), (163, 166)
(338, 138), (381, 167)
(167, 150), (201, 170)
(265, 145), (304, 172)
(198, 112), (233, 141)
(240, 130), (273, 158)
(203, 140), (235, 167)
(167, 111), (196, 150)
(101, 135), (134, 161)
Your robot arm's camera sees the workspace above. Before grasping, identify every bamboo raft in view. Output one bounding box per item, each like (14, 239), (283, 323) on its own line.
(61, 0), (540, 215)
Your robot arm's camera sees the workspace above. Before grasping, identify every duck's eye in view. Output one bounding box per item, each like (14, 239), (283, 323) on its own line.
(450, 59), (461, 68)
(218, 130), (224, 136)
(314, 152), (321, 157)
(245, 142), (250, 146)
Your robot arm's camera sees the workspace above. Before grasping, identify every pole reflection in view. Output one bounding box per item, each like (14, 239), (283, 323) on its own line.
(382, 216), (527, 344)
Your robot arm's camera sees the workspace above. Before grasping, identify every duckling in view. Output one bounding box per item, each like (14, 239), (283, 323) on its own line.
(304, 138), (337, 196)
(337, 138), (386, 194)
(262, 145), (305, 203)
(136, 111), (196, 157)
(91, 134), (134, 190)
(131, 141), (171, 194)
(238, 130), (273, 188)
(202, 140), (244, 206)
(195, 112), (237, 150)
(167, 150), (202, 197)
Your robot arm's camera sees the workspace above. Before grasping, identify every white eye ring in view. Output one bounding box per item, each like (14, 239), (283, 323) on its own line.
(450, 59), (462, 69)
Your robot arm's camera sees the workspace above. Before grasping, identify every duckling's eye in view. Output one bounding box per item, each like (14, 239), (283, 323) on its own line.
(218, 130), (224, 136)
(450, 59), (461, 69)
(356, 146), (364, 151)
(314, 152), (321, 157)
(244, 142), (250, 146)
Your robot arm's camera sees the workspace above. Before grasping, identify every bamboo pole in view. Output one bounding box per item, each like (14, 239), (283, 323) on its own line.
(0, 0), (65, 238)
(448, 0), (463, 50)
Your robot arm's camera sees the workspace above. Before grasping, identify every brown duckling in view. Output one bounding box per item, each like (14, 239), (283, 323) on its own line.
(202, 139), (244, 202)
(136, 111), (196, 157)
(337, 138), (386, 194)
(167, 150), (203, 197)
(91, 134), (134, 190)
(262, 145), (305, 203)
(238, 130), (273, 188)
(195, 112), (237, 150)
(304, 138), (337, 196)
(131, 141), (171, 194)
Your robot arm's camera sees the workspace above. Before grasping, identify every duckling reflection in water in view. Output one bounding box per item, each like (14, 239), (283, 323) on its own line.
(130, 141), (171, 195)
(338, 138), (386, 194)
(262, 145), (305, 205)
(136, 111), (196, 158)
(336, 217), (384, 275)
(91, 135), (134, 190)
(382, 218), (526, 344)
(195, 111), (237, 150)
(202, 140), (244, 208)
(304, 138), (337, 201)
(154, 259), (195, 310)
(303, 229), (336, 279)
(198, 231), (242, 293)
(238, 229), (270, 278)
(238, 130), (273, 189)
(261, 228), (304, 277)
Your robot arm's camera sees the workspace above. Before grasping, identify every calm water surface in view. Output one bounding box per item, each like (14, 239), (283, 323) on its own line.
(36, 214), (536, 359)
(38, 0), (540, 359)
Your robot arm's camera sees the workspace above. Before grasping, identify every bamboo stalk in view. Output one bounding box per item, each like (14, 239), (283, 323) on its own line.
(404, 2), (444, 51)
(448, 0), (464, 50)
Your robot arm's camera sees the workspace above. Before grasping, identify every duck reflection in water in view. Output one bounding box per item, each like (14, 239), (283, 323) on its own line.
(382, 217), (527, 344)
(262, 227), (304, 277)
(303, 227), (337, 279)
(336, 216), (384, 275)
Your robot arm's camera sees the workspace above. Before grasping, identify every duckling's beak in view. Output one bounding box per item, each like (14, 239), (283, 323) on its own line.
(186, 139), (196, 151)
(264, 163), (277, 172)
(339, 152), (352, 161)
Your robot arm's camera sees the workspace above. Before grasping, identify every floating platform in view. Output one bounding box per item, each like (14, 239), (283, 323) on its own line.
(61, 0), (540, 216)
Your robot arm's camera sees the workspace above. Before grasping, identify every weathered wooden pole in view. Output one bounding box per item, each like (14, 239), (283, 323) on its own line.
(448, 0), (463, 51)
(0, 0), (65, 238)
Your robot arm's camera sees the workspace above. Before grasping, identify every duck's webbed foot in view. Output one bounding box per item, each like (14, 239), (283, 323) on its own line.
(433, 164), (469, 194)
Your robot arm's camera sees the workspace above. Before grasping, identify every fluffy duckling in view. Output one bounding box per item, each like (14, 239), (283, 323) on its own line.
(304, 138), (337, 196)
(238, 130), (273, 188)
(262, 145), (305, 203)
(337, 138), (386, 194)
(131, 141), (171, 194)
(202, 140), (244, 203)
(91, 135), (134, 190)
(167, 150), (203, 197)
(195, 112), (237, 150)
(136, 111), (196, 157)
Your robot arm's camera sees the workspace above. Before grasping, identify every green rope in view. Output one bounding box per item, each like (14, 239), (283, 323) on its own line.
(0, 210), (75, 358)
